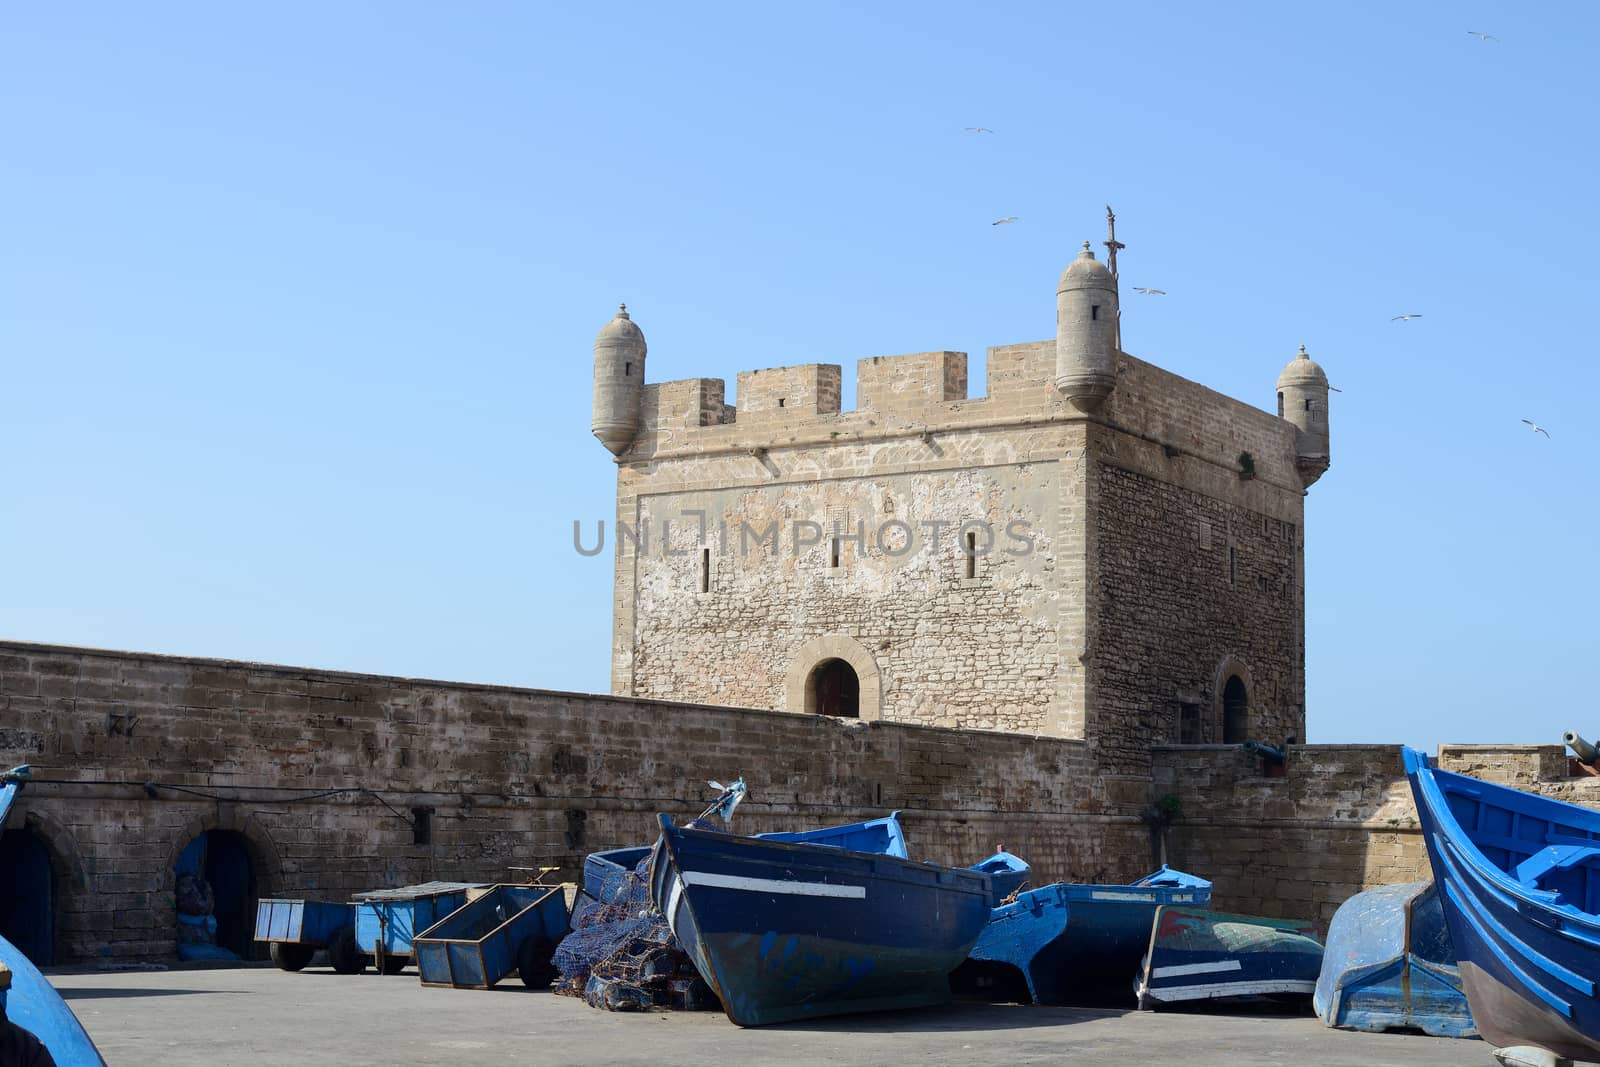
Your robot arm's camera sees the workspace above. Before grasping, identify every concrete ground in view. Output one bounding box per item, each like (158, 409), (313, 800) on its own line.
(51, 964), (1492, 1067)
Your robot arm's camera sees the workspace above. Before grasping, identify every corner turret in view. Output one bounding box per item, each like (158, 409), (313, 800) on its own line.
(591, 303), (646, 456)
(1276, 345), (1330, 487)
(1055, 242), (1118, 411)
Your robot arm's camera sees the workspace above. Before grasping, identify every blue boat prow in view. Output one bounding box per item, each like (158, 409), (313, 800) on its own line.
(968, 849), (1030, 907)
(962, 866), (1212, 1005)
(2, 934), (106, 1066)
(1404, 747), (1600, 1060)
(1314, 879), (1475, 1038)
(650, 814), (994, 1026)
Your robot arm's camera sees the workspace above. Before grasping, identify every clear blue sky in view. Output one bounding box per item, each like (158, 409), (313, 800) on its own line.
(3, 2), (1594, 750)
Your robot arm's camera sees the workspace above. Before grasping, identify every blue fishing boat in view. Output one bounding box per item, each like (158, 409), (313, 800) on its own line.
(960, 865), (1211, 1004)
(968, 848), (1030, 907)
(1, 767), (106, 1066)
(1134, 906), (1322, 1007)
(1314, 880), (1476, 1038)
(1404, 747), (1600, 1060)
(648, 814), (995, 1026)
(581, 813), (912, 910)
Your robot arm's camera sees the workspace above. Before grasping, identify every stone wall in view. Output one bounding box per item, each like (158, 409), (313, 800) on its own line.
(1152, 742), (1600, 928)
(0, 641), (1146, 964)
(1090, 456), (1304, 772)
(6, 639), (1599, 962)
(1152, 744), (1424, 927)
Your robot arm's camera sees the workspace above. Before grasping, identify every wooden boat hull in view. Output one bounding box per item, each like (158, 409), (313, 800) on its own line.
(649, 815), (993, 1026)
(1135, 906), (1322, 1007)
(1404, 748), (1600, 1060)
(1, 935), (106, 1066)
(964, 866), (1212, 1004)
(1314, 880), (1475, 1038)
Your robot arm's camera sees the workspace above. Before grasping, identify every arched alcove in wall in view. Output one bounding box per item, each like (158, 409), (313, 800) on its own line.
(784, 636), (882, 721)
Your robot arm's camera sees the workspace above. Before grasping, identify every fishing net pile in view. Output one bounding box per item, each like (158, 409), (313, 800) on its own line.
(552, 851), (718, 1012)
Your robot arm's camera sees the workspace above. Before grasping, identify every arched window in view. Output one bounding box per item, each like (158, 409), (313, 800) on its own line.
(1222, 675), (1249, 743)
(806, 659), (861, 718)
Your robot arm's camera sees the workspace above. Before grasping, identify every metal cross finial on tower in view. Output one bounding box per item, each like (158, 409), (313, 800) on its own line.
(1104, 205), (1124, 278)
(1105, 205), (1125, 350)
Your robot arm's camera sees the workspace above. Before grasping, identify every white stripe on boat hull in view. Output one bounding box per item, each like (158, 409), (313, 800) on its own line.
(666, 875), (684, 939)
(1090, 890), (1156, 902)
(1152, 960), (1243, 978)
(681, 871), (866, 899)
(1141, 978), (1316, 1002)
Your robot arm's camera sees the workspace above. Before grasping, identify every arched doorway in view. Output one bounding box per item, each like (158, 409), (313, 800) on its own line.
(175, 830), (259, 961)
(807, 659), (861, 718)
(0, 828), (55, 965)
(1222, 675), (1249, 743)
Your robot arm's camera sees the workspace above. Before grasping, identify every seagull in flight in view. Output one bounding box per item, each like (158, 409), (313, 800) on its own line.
(1467, 30), (1497, 41)
(992, 216), (1018, 226)
(964, 127), (995, 133)
(1132, 287), (1166, 295)
(1521, 419), (1551, 438)
(1390, 313), (1423, 322)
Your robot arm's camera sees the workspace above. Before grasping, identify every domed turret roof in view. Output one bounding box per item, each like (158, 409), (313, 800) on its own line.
(596, 303), (646, 347)
(1058, 242), (1115, 289)
(1277, 345), (1327, 389)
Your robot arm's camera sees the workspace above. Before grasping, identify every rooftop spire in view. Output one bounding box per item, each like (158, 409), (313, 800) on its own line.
(1104, 205), (1124, 277)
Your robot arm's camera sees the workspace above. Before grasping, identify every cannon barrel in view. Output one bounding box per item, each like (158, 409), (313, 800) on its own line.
(1565, 731), (1599, 767)
(1242, 740), (1287, 764)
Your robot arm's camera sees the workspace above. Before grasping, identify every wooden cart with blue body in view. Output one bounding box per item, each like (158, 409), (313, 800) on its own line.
(254, 897), (361, 972)
(351, 881), (483, 975)
(414, 884), (569, 989)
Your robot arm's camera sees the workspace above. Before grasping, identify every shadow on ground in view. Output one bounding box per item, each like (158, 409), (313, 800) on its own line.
(58, 987), (251, 1000)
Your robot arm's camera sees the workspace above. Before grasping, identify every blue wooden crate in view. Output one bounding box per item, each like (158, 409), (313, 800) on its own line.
(254, 898), (350, 946)
(414, 884), (569, 989)
(351, 882), (480, 965)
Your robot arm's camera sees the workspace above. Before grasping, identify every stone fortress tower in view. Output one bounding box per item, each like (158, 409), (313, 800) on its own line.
(592, 223), (1331, 775)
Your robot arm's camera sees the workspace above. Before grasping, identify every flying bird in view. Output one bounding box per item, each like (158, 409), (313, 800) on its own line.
(1329, 385), (1344, 393)
(992, 216), (1018, 226)
(964, 127), (995, 133)
(1467, 30), (1497, 41)
(1521, 419), (1551, 438)
(1390, 314), (1423, 322)
(1132, 287), (1166, 295)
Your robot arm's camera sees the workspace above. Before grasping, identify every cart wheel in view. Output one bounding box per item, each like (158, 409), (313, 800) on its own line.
(380, 955), (408, 975)
(269, 942), (315, 972)
(518, 936), (557, 989)
(327, 926), (366, 975)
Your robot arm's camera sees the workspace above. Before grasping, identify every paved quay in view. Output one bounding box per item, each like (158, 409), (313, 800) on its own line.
(51, 964), (1488, 1067)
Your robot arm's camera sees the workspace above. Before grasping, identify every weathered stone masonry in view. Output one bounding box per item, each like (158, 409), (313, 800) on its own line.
(5, 641), (1599, 963)
(607, 338), (1313, 777)
(0, 641), (1143, 963)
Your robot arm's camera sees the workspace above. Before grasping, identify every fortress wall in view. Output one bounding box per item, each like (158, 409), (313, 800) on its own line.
(622, 460), (1068, 732)
(0, 641), (1144, 963)
(1088, 444), (1307, 774)
(1152, 744), (1425, 927)
(1103, 353), (1301, 489)
(1153, 743), (1600, 928)
(5, 642), (1594, 963)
